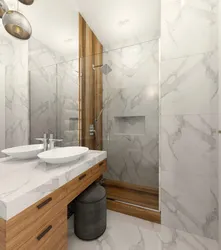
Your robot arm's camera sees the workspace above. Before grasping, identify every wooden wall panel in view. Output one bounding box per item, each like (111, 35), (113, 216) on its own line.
(93, 37), (103, 150)
(0, 218), (6, 250)
(79, 14), (103, 150)
(78, 15), (84, 147)
(84, 25), (94, 149)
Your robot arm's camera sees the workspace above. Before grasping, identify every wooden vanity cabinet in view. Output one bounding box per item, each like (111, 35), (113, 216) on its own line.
(0, 160), (107, 250)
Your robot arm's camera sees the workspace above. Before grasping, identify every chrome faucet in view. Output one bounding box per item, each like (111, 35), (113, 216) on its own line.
(36, 133), (63, 151)
(48, 134), (63, 150)
(36, 133), (48, 151)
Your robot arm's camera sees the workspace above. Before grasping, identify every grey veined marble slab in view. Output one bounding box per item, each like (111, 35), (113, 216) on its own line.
(68, 210), (218, 250)
(0, 150), (107, 220)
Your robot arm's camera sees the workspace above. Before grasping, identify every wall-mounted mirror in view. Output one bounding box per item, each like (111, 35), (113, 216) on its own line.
(18, 0), (80, 147)
(1, 0), (160, 212)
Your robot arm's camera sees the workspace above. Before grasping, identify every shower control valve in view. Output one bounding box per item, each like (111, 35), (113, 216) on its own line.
(89, 124), (96, 136)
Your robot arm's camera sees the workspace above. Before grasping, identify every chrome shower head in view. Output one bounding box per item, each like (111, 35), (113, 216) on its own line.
(92, 64), (112, 75)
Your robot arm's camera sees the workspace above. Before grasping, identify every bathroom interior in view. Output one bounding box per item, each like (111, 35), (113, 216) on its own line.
(0, 0), (220, 249)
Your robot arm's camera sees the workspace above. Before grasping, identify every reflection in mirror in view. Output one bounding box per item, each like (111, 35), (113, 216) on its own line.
(29, 60), (79, 147)
(0, 65), (5, 157)
(20, 0), (80, 147)
(19, 0), (79, 69)
(0, 0), (160, 213)
(0, 0), (29, 153)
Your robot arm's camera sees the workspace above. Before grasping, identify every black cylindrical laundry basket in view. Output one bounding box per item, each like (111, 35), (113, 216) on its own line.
(74, 183), (107, 241)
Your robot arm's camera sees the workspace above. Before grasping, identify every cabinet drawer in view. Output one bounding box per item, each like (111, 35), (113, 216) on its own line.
(91, 160), (107, 175)
(7, 200), (67, 250)
(38, 220), (67, 250)
(65, 161), (107, 204)
(64, 168), (94, 197)
(18, 209), (66, 250)
(7, 185), (66, 244)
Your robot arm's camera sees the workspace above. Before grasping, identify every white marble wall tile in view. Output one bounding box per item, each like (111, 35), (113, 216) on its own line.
(161, 0), (219, 241)
(28, 37), (65, 71)
(104, 86), (159, 119)
(161, 51), (218, 115)
(102, 40), (159, 134)
(104, 128), (159, 188)
(161, 0), (218, 60)
(3, 34), (29, 148)
(28, 37), (78, 71)
(103, 40), (159, 89)
(0, 65), (5, 157)
(161, 170), (218, 240)
(0, 0), (29, 149)
(160, 114), (218, 240)
(57, 60), (79, 146)
(218, 3), (221, 247)
(29, 65), (57, 142)
(219, 118), (221, 246)
(161, 115), (218, 177)
(103, 40), (159, 189)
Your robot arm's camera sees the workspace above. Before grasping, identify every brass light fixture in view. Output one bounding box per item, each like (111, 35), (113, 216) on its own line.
(0, 0), (8, 18)
(18, 0), (34, 6)
(2, 11), (32, 40)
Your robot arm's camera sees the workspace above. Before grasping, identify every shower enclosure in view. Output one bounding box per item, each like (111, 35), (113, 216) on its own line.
(79, 15), (160, 214)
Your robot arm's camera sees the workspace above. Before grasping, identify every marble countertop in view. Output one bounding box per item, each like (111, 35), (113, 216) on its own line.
(0, 150), (107, 221)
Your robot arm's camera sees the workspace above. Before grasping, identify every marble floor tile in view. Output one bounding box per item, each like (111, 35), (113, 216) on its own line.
(68, 210), (218, 250)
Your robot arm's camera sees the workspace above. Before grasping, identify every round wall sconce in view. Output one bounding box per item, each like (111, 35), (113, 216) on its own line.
(18, 0), (34, 5)
(2, 11), (32, 40)
(0, 0), (8, 18)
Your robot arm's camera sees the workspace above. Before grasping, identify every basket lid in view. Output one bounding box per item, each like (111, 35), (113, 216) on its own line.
(76, 183), (106, 204)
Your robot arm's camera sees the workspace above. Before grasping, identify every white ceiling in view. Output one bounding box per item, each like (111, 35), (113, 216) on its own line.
(76, 0), (160, 50)
(18, 0), (160, 56)
(19, 0), (79, 58)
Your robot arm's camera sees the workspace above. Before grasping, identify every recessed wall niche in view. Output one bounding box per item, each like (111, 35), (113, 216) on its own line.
(114, 116), (145, 135)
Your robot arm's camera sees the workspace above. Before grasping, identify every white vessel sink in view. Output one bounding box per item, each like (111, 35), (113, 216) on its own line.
(37, 147), (89, 164)
(2, 144), (44, 159)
